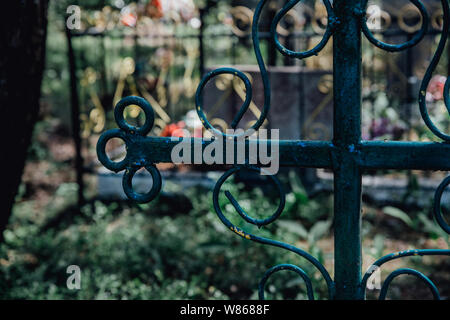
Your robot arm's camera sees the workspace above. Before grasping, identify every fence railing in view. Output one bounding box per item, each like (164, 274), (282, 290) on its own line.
(69, 1), (450, 204)
(95, 0), (450, 300)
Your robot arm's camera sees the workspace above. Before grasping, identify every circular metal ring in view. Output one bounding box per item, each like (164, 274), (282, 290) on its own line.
(418, 0), (450, 141)
(318, 74), (333, 94)
(311, 8), (328, 34)
(276, 9), (305, 36)
(96, 129), (129, 172)
(434, 176), (450, 234)
(230, 6), (254, 37)
(398, 3), (425, 33)
(366, 5), (392, 31)
(122, 165), (162, 203)
(258, 264), (314, 300)
(431, 9), (444, 30)
(379, 10), (392, 30)
(114, 96), (155, 135)
(209, 118), (229, 133)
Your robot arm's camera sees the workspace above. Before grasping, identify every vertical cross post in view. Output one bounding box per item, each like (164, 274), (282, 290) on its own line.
(333, 0), (363, 299)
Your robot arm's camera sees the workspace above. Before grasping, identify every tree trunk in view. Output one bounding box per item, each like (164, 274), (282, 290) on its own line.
(0, 1), (49, 241)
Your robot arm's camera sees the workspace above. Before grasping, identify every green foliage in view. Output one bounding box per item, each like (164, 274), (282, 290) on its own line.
(382, 206), (413, 227)
(0, 173), (335, 300)
(418, 212), (449, 245)
(12, 0), (450, 300)
(3, 169), (449, 300)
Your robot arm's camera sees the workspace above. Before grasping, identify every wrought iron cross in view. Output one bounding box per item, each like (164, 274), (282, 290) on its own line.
(97, 0), (450, 300)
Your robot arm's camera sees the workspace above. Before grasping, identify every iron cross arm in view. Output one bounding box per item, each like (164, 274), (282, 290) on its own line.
(100, 132), (450, 171)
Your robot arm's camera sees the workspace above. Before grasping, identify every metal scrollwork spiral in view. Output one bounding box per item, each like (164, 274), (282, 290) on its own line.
(195, 2), (272, 139)
(434, 176), (450, 234)
(96, 0), (450, 300)
(195, 68), (256, 137)
(357, 1), (450, 299)
(97, 96), (162, 203)
(360, 176), (450, 299)
(230, 6), (254, 37)
(360, 248), (449, 300)
(360, 0), (429, 52)
(216, 166), (285, 228)
(271, 0), (337, 59)
(199, 0), (337, 299)
(378, 268), (440, 300)
(359, 0), (450, 141)
(419, 0), (450, 141)
(258, 264), (315, 300)
(212, 165), (334, 299)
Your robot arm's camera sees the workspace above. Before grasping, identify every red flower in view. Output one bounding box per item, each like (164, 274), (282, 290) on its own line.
(147, 0), (164, 19)
(121, 13), (137, 27)
(160, 121), (187, 137)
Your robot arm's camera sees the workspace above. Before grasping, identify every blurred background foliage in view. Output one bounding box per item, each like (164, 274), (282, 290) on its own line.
(1, 169), (449, 299)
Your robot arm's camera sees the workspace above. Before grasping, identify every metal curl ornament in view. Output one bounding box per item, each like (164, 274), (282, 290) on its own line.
(360, 249), (450, 299)
(212, 165), (335, 299)
(229, 6), (254, 38)
(379, 268), (440, 300)
(196, 0), (294, 138)
(434, 176), (450, 234)
(419, 0), (450, 141)
(96, 96), (162, 203)
(360, 0), (429, 52)
(258, 264), (315, 300)
(195, 68), (254, 138)
(271, 0), (337, 59)
(218, 166), (285, 228)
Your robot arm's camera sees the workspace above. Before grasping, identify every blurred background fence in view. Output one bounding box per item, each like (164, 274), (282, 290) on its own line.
(58, 0), (450, 205)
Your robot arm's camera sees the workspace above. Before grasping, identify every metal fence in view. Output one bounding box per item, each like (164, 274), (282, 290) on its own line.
(95, 0), (450, 300)
(69, 1), (450, 203)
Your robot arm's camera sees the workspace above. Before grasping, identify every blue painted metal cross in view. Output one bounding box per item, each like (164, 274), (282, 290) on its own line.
(97, 0), (450, 299)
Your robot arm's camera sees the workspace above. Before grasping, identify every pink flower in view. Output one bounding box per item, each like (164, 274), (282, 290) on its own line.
(121, 13), (137, 27)
(427, 75), (446, 102)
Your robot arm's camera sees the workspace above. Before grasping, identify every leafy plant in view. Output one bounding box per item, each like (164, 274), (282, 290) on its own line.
(382, 206), (413, 227)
